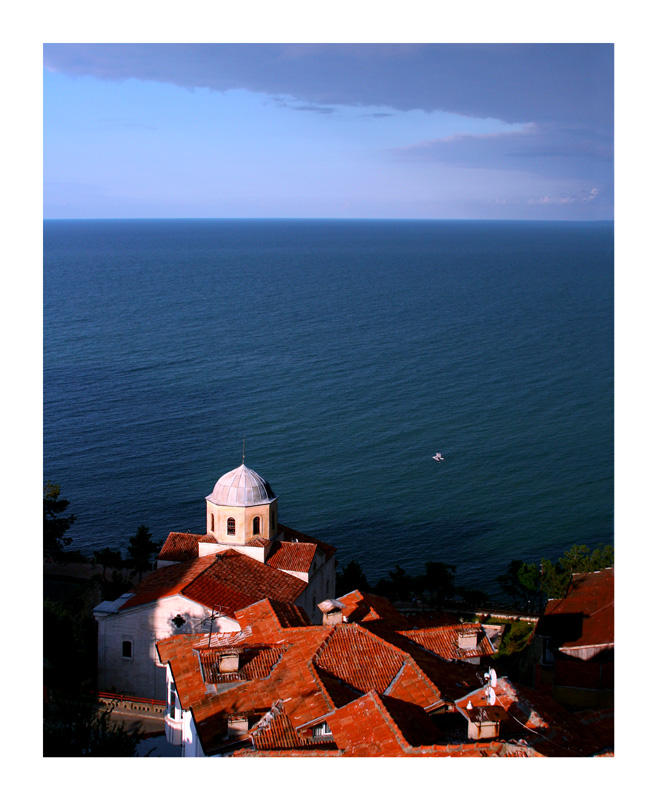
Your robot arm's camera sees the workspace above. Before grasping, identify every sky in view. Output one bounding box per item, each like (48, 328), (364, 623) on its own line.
(43, 43), (613, 220)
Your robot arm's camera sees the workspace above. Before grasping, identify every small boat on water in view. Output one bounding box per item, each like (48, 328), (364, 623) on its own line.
(432, 453), (444, 462)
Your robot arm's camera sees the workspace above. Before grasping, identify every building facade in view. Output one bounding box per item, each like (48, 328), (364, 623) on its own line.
(94, 461), (337, 700)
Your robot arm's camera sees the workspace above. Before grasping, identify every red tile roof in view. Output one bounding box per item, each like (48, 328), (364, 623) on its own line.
(398, 624), (495, 661)
(158, 532), (204, 562)
(315, 625), (406, 696)
(158, 597), (596, 758)
(278, 524), (337, 560)
(537, 568), (614, 651)
(268, 599), (312, 628)
(266, 541), (317, 573)
(455, 677), (599, 756)
(120, 556), (216, 609)
(198, 646), (287, 683)
(120, 550), (306, 614)
(338, 590), (412, 629)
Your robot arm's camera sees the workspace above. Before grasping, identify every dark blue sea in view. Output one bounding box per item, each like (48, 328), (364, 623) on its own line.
(43, 219), (613, 595)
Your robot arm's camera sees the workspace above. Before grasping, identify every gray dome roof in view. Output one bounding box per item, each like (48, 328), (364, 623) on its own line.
(206, 463), (277, 507)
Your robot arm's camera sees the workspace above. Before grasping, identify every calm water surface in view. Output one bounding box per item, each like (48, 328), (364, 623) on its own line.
(43, 220), (613, 593)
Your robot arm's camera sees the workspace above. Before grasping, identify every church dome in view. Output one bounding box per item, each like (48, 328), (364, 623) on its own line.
(206, 463), (277, 507)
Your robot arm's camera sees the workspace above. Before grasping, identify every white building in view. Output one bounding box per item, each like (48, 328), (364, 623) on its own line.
(93, 462), (337, 700)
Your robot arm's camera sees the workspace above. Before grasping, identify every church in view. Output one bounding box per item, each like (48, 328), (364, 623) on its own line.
(93, 461), (337, 700)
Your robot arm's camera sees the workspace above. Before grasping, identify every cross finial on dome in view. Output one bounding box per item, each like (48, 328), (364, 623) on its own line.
(242, 436), (245, 464)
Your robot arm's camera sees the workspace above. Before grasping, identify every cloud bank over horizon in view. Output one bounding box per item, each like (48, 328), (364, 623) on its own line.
(43, 43), (614, 220)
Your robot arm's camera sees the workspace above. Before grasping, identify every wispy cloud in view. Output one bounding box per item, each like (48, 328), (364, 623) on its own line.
(528, 188), (600, 205)
(387, 122), (612, 182)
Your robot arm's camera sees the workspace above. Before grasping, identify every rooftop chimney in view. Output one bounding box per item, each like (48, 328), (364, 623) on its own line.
(318, 598), (346, 626)
(458, 629), (479, 650)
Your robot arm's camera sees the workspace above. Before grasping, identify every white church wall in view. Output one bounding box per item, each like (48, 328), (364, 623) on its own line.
(96, 595), (240, 700)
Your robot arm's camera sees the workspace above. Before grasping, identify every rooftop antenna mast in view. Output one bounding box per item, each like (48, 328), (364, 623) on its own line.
(204, 604), (227, 649)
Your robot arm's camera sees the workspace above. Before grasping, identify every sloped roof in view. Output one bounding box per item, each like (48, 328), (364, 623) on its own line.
(325, 692), (509, 757)
(120, 550), (306, 613)
(338, 589), (412, 629)
(267, 541), (317, 573)
(278, 524), (337, 560)
(397, 624), (495, 661)
(158, 532), (204, 563)
(158, 599), (470, 755)
(158, 597), (596, 758)
(536, 568), (614, 650)
(120, 556), (217, 610)
(455, 677), (599, 757)
(314, 625), (407, 696)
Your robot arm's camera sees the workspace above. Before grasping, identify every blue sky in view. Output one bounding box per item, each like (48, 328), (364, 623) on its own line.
(43, 44), (613, 220)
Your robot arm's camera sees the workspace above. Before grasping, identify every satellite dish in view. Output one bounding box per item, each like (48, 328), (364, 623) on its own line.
(486, 685), (496, 706)
(485, 668), (497, 688)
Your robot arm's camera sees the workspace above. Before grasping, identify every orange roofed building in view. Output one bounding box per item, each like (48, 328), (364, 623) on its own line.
(533, 568), (614, 710)
(156, 592), (602, 757)
(93, 462), (336, 700)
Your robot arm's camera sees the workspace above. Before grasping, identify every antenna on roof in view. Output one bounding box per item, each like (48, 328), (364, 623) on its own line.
(486, 685), (496, 706)
(202, 604), (226, 648)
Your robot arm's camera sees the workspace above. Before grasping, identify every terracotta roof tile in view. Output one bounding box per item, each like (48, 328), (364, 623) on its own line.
(537, 568), (614, 650)
(267, 541), (316, 573)
(278, 524), (337, 560)
(338, 590), (412, 628)
(158, 532), (203, 562)
(120, 556), (216, 609)
(159, 600), (595, 757)
(198, 646), (286, 683)
(268, 599), (312, 628)
(314, 625), (406, 696)
(183, 550), (307, 615)
(121, 550), (306, 614)
(398, 624), (495, 661)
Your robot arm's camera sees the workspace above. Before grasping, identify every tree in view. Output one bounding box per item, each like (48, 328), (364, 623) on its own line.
(373, 565), (414, 602)
(497, 544), (614, 609)
(496, 560), (542, 612)
(44, 696), (143, 757)
(336, 560), (371, 597)
(127, 525), (159, 581)
(44, 482), (76, 561)
(93, 547), (124, 581)
(415, 561), (456, 607)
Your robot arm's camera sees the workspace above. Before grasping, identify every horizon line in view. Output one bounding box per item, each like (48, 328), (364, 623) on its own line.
(43, 216), (615, 223)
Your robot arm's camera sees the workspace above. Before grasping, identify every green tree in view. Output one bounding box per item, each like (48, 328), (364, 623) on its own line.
(540, 543), (614, 599)
(497, 544), (614, 609)
(44, 482), (76, 561)
(93, 547), (124, 581)
(496, 560), (542, 611)
(127, 525), (160, 581)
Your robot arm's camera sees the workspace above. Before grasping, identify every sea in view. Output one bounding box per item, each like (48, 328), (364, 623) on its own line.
(43, 219), (613, 596)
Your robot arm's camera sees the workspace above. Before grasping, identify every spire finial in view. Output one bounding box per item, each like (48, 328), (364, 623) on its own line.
(242, 436), (245, 464)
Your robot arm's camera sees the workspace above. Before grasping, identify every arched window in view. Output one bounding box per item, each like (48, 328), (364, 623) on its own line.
(210, 515), (214, 532)
(227, 517), (236, 536)
(253, 516), (260, 537)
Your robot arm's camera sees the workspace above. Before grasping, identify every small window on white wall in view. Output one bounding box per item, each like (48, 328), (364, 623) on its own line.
(210, 515), (214, 532)
(227, 517), (236, 535)
(253, 516), (260, 537)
